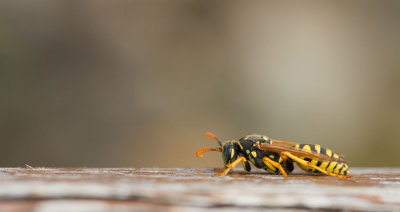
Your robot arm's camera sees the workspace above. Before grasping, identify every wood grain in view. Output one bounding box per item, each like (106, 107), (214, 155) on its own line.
(0, 167), (399, 211)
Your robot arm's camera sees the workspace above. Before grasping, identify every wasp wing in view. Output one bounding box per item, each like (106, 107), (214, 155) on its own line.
(257, 143), (344, 162)
(271, 139), (298, 146)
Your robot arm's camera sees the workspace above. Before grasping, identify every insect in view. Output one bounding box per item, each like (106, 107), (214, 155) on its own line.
(196, 132), (350, 179)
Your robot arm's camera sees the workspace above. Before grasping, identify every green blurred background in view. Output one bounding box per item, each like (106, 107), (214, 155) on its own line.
(1, 1), (399, 168)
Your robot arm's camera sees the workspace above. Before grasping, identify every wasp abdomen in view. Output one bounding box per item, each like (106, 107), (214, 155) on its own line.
(294, 144), (349, 176)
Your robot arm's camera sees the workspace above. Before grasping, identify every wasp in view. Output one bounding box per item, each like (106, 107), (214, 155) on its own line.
(196, 132), (350, 179)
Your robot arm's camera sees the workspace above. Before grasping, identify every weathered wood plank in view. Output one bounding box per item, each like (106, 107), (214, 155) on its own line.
(0, 167), (399, 211)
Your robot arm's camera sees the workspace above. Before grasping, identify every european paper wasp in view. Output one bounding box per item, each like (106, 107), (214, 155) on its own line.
(196, 132), (350, 179)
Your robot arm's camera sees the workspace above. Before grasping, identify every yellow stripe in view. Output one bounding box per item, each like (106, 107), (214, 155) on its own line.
(294, 144), (303, 159)
(302, 145), (311, 152)
(326, 162), (337, 173)
(310, 159), (318, 166)
(238, 142), (243, 150)
(231, 149), (234, 159)
(325, 149), (332, 157)
(301, 145), (311, 161)
(339, 164), (349, 175)
(308, 158), (318, 172)
(249, 158), (255, 164)
(319, 161), (330, 170)
(333, 163), (344, 174)
(314, 145), (321, 153)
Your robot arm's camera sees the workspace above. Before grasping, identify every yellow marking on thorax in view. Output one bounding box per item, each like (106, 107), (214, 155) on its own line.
(269, 155), (274, 159)
(246, 150), (250, 154)
(238, 142), (244, 150)
(249, 158), (255, 164)
(231, 149), (234, 159)
(251, 151), (257, 158)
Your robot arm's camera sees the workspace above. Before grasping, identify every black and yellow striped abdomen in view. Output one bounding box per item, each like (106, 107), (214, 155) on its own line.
(294, 144), (349, 176)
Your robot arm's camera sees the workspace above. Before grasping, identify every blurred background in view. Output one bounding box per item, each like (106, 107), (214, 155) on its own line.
(1, 1), (399, 168)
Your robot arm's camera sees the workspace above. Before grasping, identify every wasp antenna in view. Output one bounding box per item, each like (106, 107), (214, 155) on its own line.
(205, 132), (223, 147)
(196, 148), (222, 158)
(205, 132), (216, 139)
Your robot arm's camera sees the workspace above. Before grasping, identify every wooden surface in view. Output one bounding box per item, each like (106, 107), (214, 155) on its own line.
(0, 167), (399, 211)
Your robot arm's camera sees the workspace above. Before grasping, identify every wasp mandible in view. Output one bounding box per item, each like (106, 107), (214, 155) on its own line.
(196, 132), (350, 179)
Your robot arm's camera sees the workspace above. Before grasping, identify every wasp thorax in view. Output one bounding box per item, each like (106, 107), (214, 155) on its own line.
(240, 134), (271, 144)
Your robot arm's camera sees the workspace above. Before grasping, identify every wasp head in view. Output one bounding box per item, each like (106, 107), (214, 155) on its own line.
(196, 132), (238, 167)
(221, 141), (238, 167)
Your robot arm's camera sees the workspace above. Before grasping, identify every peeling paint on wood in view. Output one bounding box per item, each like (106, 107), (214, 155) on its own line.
(0, 167), (399, 211)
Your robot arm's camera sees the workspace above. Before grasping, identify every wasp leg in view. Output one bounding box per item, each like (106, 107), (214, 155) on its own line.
(262, 157), (288, 178)
(242, 160), (251, 172)
(215, 156), (246, 176)
(261, 157), (277, 173)
(216, 161), (249, 172)
(281, 154), (288, 163)
(281, 152), (352, 179)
